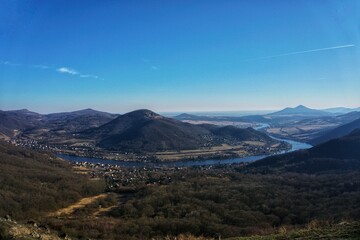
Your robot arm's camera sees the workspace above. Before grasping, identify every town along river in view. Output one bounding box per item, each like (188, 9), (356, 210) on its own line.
(59, 126), (312, 168)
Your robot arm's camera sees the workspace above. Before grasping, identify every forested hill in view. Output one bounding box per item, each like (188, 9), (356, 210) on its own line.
(82, 109), (277, 152)
(0, 142), (104, 220)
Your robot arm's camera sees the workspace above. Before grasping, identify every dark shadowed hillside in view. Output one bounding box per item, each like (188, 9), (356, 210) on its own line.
(83, 109), (213, 152)
(310, 118), (360, 145)
(208, 125), (274, 142)
(335, 111), (360, 122)
(249, 129), (360, 173)
(82, 109), (277, 152)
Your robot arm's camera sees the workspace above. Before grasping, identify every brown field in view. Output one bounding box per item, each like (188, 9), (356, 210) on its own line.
(266, 122), (339, 141)
(182, 120), (254, 128)
(155, 141), (269, 161)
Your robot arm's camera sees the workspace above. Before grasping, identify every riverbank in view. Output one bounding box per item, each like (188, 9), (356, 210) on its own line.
(59, 136), (312, 168)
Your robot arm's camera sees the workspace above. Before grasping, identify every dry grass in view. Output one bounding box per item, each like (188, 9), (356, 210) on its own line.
(48, 193), (108, 217)
(155, 143), (257, 160)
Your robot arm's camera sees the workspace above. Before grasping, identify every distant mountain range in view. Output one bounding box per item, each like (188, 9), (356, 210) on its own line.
(82, 109), (275, 152)
(322, 107), (360, 114)
(2, 106), (360, 155)
(266, 105), (331, 117)
(0, 108), (118, 140)
(174, 113), (215, 121)
(249, 129), (360, 173)
(0, 109), (42, 138)
(174, 105), (348, 123)
(173, 113), (270, 123)
(42, 108), (119, 133)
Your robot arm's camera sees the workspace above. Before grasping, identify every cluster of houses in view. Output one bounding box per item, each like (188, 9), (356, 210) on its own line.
(73, 161), (178, 190)
(72, 161), (249, 192)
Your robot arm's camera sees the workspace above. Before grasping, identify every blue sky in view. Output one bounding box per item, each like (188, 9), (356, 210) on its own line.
(0, 0), (359, 113)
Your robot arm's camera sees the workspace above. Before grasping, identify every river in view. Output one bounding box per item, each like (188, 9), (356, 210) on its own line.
(59, 123), (312, 168)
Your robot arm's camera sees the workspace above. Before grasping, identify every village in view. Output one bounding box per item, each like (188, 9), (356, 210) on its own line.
(71, 161), (248, 192)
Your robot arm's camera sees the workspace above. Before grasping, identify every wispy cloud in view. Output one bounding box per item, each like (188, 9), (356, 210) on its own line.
(1, 60), (104, 80)
(57, 67), (78, 75)
(31, 64), (51, 69)
(80, 74), (103, 80)
(141, 58), (160, 71)
(57, 67), (104, 80)
(246, 44), (355, 61)
(0, 60), (22, 66)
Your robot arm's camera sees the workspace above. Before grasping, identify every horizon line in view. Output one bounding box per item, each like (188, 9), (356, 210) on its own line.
(1, 105), (359, 115)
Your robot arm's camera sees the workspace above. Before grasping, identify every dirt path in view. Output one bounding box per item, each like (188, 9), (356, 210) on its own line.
(48, 193), (108, 217)
(93, 205), (117, 217)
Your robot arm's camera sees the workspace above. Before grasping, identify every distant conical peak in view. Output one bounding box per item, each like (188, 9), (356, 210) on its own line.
(294, 105), (308, 109)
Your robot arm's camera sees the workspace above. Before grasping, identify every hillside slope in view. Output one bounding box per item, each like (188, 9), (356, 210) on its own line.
(0, 142), (104, 220)
(0, 109), (42, 139)
(310, 118), (360, 145)
(82, 109), (277, 152)
(249, 129), (360, 173)
(34, 108), (118, 133)
(0, 108), (118, 141)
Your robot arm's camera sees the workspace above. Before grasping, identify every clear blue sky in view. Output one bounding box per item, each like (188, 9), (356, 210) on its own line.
(0, 0), (359, 113)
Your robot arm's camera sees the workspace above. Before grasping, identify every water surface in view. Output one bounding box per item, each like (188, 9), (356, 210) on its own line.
(59, 135), (312, 168)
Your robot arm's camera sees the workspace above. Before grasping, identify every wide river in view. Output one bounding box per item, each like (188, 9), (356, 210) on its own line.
(59, 123), (312, 168)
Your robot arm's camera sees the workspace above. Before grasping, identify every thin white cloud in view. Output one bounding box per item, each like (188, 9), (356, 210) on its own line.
(57, 67), (78, 75)
(80, 74), (99, 79)
(31, 64), (51, 69)
(0, 60), (22, 66)
(246, 44), (355, 61)
(141, 58), (160, 71)
(1, 60), (104, 80)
